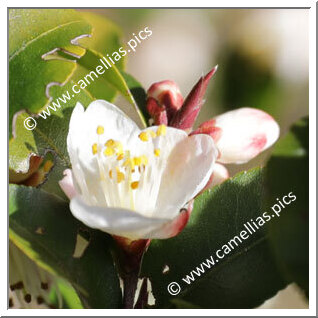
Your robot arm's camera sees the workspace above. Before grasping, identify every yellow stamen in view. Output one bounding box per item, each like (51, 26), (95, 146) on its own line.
(105, 139), (115, 147)
(154, 148), (161, 157)
(117, 171), (125, 183)
(139, 131), (149, 142)
(109, 168), (125, 183)
(97, 126), (104, 135)
(123, 158), (134, 169)
(140, 155), (148, 165)
(117, 153), (124, 161)
(157, 124), (167, 136)
(133, 157), (142, 166)
(104, 147), (115, 157)
(149, 130), (157, 138)
(114, 142), (123, 154)
(92, 143), (98, 155)
(131, 181), (139, 189)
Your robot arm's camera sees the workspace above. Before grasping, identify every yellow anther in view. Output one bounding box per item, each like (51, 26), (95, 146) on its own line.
(97, 125), (104, 135)
(157, 124), (167, 136)
(140, 155), (148, 165)
(123, 158), (134, 169)
(149, 130), (157, 138)
(154, 148), (161, 157)
(133, 157), (142, 166)
(114, 141), (123, 149)
(105, 139), (115, 147)
(139, 131), (149, 142)
(131, 181), (139, 189)
(43, 160), (53, 173)
(104, 147), (115, 157)
(117, 153), (124, 161)
(92, 143), (98, 155)
(109, 168), (125, 183)
(117, 171), (125, 183)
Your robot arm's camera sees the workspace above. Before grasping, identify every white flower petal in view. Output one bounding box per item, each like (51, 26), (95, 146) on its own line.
(133, 126), (188, 215)
(58, 169), (76, 199)
(148, 201), (193, 239)
(65, 100), (218, 240)
(213, 108), (280, 164)
(70, 196), (173, 240)
(67, 100), (140, 173)
(67, 100), (142, 206)
(209, 163), (229, 188)
(155, 134), (218, 218)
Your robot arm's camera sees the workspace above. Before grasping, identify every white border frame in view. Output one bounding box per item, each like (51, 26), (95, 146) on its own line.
(3, 1), (316, 316)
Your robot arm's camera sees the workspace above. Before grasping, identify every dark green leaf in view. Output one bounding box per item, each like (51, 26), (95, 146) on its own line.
(121, 71), (149, 124)
(265, 117), (309, 296)
(9, 81), (94, 199)
(9, 184), (122, 308)
(75, 49), (147, 127)
(9, 9), (92, 133)
(141, 168), (287, 308)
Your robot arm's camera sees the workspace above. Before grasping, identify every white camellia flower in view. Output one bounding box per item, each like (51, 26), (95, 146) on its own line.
(60, 100), (218, 240)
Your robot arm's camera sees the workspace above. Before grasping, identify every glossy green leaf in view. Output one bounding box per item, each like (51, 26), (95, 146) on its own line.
(9, 81), (94, 199)
(10, 240), (82, 309)
(9, 241), (56, 308)
(74, 48), (147, 127)
(141, 168), (287, 308)
(9, 184), (122, 308)
(49, 278), (83, 309)
(77, 11), (125, 70)
(121, 71), (149, 124)
(9, 9), (92, 133)
(265, 117), (309, 296)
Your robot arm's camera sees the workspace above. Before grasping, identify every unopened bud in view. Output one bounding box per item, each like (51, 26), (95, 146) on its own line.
(146, 97), (168, 125)
(147, 80), (183, 122)
(190, 118), (222, 143)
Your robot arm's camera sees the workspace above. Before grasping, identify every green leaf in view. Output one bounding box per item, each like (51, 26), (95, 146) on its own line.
(9, 184), (122, 308)
(121, 71), (149, 124)
(10, 240), (82, 309)
(9, 241), (56, 308)
(76, 11), (125, 70)
(141, 168), (287, 308)
(9, 81), (94, 199)
(265, 117), (309, 296)
(74, 48), (147, 128)
(9, 9), (92, 133)
(49, 277), (83, 309)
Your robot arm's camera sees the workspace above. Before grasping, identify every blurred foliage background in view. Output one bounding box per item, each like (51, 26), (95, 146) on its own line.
(85, 8), (309, 176)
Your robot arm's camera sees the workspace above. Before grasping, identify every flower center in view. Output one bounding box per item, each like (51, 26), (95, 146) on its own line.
(91, 125), (167, 213)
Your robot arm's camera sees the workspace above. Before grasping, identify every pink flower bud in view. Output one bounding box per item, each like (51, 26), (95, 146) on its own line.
(147, 80), (183, 122)
(146, 97), (168, 125)
(190, 118), (222, 143)
(209, 108), (280, 164)
(170, 66), (218, 130)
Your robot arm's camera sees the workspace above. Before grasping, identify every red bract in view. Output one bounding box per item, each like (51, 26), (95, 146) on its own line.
(170, 66), (218, 130)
